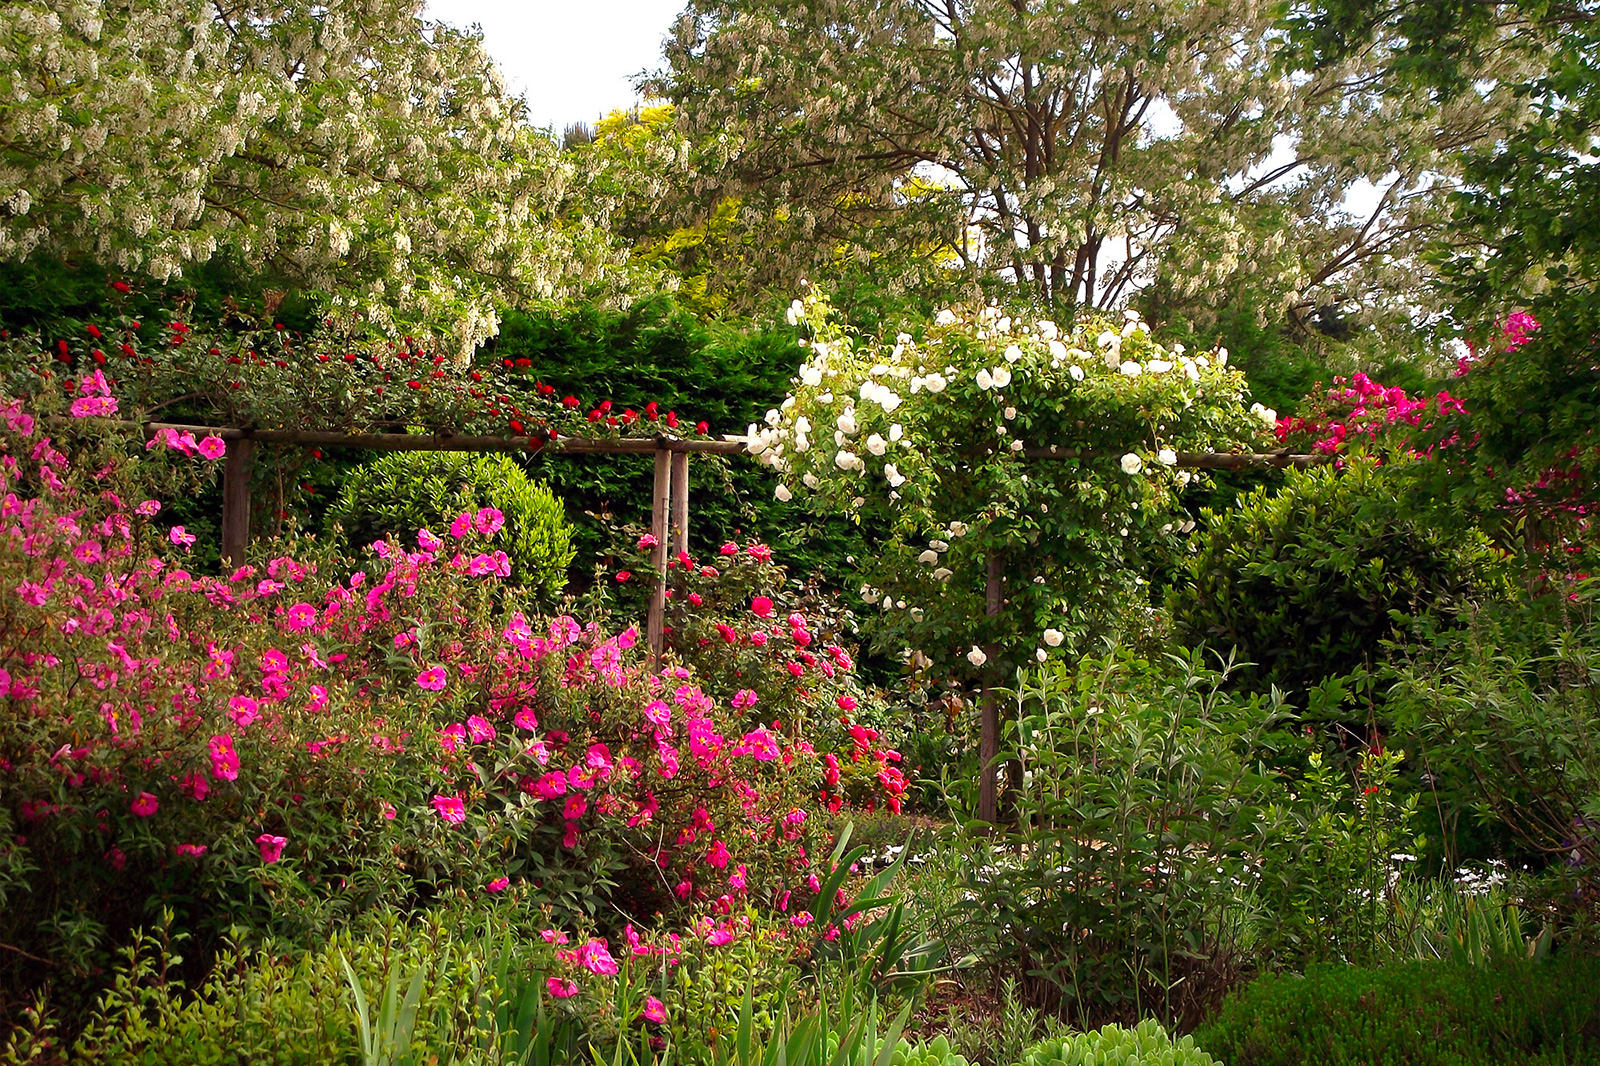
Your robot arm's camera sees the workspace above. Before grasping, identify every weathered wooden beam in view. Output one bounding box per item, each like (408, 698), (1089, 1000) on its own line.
(220, 438), (254, 566)
(670, 452), (690, 555)
(143, 424), (749, 456)
(1023, 444), (1321, 469)
(647, 445), (672, 665)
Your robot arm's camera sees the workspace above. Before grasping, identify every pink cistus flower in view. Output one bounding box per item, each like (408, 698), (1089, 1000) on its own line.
(466, 715), (496, 744)
(209, 734), (240, 781)
(485, 876), (510, 893)
(431, 794), (466, 824)
(641, 996), (667, 1024)
(416, 666), (448, 690)
(168, 525), (196, 548)
(196, 436), (227, 460)
(174, 843), (207, 858)
(284, 602), (317, 631)
(130, 792), (159, 818)
(256, 834), (287, 863)
(578, 939), (619, 976)
(547, 977), (579, 999)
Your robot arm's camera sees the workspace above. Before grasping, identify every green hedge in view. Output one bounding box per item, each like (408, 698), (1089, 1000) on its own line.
(329, 451), (574, 599)
(1196, 955), (1600, 1065)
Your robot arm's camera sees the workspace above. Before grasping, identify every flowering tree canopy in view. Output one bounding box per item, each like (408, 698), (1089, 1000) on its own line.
(649, 0), (1527, 326)
(0, 0), (625, 356)
(748, 292), (1274, 678)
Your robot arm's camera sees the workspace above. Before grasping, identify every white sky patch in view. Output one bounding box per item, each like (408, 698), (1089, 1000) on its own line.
(423, 0), (684, 132)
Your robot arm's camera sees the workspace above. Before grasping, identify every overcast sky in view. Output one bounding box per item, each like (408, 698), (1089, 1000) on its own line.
(424, 0), (685, 133)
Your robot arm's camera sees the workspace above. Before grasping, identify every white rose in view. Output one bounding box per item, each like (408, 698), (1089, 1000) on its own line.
(860, 585), (882, 603)
(932, 567), (953, 581)
(1158, 448), (1177, 466)
(801, 366), (823, 387)
(1003, 406), (1016, 420)
(866, 433), (888, 456)
(924, 373), (947, 394)
(1036, 648), (1048, 663)
(935, 309), (958, 326)
(884, 463), (906, 488)
(794, 415), (811, 434)
(917, 550), (939, 564)
(930, 539), (949, 551)
(1120, 360), (1142, 377)
(967, 646), (988, 667)
(1146, 359), (1173, 373)
(1048, 339), (1067, 360)
(878, 391), (902, 413)
(1250, 402), (1278, 427)
(802, 472), (820, 488)
(949, 521), (968, 536)
(835, 450), (860, 471)
(786, 299), (805, 325)
(1011, 440), (1024, 452)
(991, 366), (1012, 388)
(775, 484), (793, 501)
(888, 423), (904, 442)
(1004, 344), (1023, 363)
(1043, 628), (1064, 647)
(975, 369), (993, 390)
(1068, 365), (1085, 381)
(1120, 453), (1144, 475)
(746, 424), (767, 454)
(1097, 330), (1119, 350)
(765, 408), (782, 426)
(1039, 320), (1059, 340)
(837, 411), (858, 435)
(1123, 308), (1142, 322)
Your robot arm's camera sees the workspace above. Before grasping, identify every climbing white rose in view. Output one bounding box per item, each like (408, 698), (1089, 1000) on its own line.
(884, 463), (906, 488)
(1043, 628), (1064, 647)
(1120, 453), (1143, 475)
(917, 550), (939, 564)
(866, 433), (888, 456)
(1158, 448), (1177, 466)
(967, 646), (988, 667)
(1004, 344), (1023, 363)
(775, 484), (793, 501)
(1120, 361), (1142, 377)
(975, 369), (993, 390)
(1069, 365), (1085, 381)
(924, 373), (947, 393)
(837, 411), (858, 435)
(935, 309), (958, 326)
(888, 423), (904, 442)
(991, 366), (1012, 388)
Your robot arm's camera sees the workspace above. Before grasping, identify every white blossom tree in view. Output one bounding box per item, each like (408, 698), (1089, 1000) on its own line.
(0, 0), (624, 354)
(649, 0), (1527, 326)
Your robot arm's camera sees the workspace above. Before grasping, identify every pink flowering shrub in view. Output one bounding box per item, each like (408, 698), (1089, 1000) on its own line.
(609, 536), (911, 814)
(1274, 372), (1468, 457)
(0, 385), (830, 994)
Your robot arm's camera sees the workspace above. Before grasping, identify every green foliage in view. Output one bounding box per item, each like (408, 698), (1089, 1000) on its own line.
(485, 297), (869, 591)
(952, 651), (1289, 1028)
(1014, 1019), (1218, 1066)
(1196, 954), (1600, 1066)
(330, 451), (574, 599)
(1386, 585), (1600, 897)
(1254, 744), (1426, 966)
(1168, 456), (1510, 698)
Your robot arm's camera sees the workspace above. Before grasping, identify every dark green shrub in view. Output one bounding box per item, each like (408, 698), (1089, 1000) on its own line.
(1016, 1020), (1219, 1066)
(1167, 456), (1509, 699)
(1196, 955), (1600, 1066)
(329, 452), (574, 599)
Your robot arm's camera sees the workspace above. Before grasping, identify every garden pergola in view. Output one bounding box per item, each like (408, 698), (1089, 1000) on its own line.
(147, 420), (1318, 823)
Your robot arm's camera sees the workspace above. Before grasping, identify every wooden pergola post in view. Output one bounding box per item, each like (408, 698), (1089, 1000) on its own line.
(647, 442), (672, 665)
(978, 549), (1003, 824)
(670, 451), (690, 555)
(220, 437), (254, 566)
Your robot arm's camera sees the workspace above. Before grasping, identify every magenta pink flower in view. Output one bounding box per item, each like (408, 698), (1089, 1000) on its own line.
(432, 794), (466, 824)
(135, 499), (161, 515)
(197, 436), (227, 460)
(466, 715), (496, 743)
(174, 843), (207, 858)
(729, 864), (748, 892)
(417, 528), (443, 552)
(227, 695), (260, 728)
(485, 876), (510, 893)
(69, 395), (119, 418)
(72, 540), (103, 563)
(513, 707), (539, 731)
(563, 794), (588, 820)
(751, 596), (774, 618)
(474, 507), (504, 535)
(540, 929), (570, 945)
(208, 734), (240, 781)
(706, 925), (733, 946)
(641, 996), (667, 1024)
(256, 834), (287, 863)
(416, 666), (448, 690)
(448, 512), (473, 539)
(562, 821), (580, 848)
(547, 977), (579, 999)
(791, 911), (814, 928)
(284, 602), (317, 630)
(706, 840), (730, 868)
(578, 939), (619, 976)
(168, 525), (195, 548)
(720, 541), (739, 555)
(636, 532), (658, 549)
(130, 792), (159, 818)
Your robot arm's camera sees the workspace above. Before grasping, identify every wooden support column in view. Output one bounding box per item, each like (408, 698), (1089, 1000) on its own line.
(979, 549), (1003, 824)
(646, 443), (672, 665)
(220, 437), (255, 566)
(670, 451), (689, 555)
